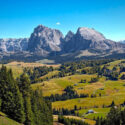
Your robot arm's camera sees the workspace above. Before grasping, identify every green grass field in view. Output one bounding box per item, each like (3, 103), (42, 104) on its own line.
(32, 74), (98, 96)
(0, 61), (59, 79)
(0, 112), (22, 125)
(78, 108), (110, 119)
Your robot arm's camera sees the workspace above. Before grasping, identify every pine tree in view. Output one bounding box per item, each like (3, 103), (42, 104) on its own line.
(106, 107), (121, 125)
(19, 73), (33, 125)
(9, 69), (25, 123)
(31, 89), (53, 125)
(0, 66), (25, 123)
(0, 66), (53, 125)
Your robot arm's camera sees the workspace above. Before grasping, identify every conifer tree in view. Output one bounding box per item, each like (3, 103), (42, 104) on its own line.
(19, 73), (33, 125)
(0, 66), (25, 123)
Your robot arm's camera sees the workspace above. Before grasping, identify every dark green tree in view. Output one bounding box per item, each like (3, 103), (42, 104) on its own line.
(19, 73), (33, 125)
(0, 66), (25, 123)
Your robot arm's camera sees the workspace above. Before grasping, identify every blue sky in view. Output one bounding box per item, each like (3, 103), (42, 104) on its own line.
(0, 0), (125, 41)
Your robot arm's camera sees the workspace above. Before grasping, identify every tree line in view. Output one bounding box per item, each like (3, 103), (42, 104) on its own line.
(45, 86), (89, 102)
(23, 59), (125, 84)
(24, 59), (115, 84)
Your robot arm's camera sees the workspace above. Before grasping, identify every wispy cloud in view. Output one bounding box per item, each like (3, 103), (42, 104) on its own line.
(56, 22), (61, 25)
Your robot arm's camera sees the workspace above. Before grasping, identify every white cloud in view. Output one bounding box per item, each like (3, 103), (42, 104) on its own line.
(56, 22), (61, 25)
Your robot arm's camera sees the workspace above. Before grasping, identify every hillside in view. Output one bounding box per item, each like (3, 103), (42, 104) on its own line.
(30, 59), (125, 125)
(0, 112), (22, 125)
(1, 59), (125, 125)
(0, 61), (59, 78)
(0, 65), (53, 125)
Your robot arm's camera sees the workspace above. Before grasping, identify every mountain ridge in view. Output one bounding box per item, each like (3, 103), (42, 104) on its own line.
(0, 24), (125, 63)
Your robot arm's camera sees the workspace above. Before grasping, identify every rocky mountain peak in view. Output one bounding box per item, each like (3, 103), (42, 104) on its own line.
(77, 27), (105, 42)
(0, 25), (125, 62)
(28, 25), (64, 55)
(64, 31), (74, 42)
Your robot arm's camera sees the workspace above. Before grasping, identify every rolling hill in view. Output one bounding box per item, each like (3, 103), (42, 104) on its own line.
(1, 59), (125, 125)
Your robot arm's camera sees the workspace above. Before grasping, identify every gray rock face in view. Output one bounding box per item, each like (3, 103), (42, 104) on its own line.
(77, 27), (105, 42)
(28, 25), (64, 55)
(0, 38), (28, 52)
(64, 31), (74, 42)
(63, 27), (123, 54)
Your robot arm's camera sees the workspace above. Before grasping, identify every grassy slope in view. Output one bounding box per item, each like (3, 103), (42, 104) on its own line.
(53, 115), (95, 125)
(107, 59), (125, 70)
(31, 59), (125, 125)
(52, 79), (125, 109)
(0, 112), (22, 125)
(0, 61), (59, 78)
(1, 59), (125, 125)
(31, 74), (98, 96)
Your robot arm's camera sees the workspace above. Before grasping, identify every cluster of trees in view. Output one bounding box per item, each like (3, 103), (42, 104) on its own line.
(98, 65), (119, 80)
(58, 115), (89, 125)
(0, 65), (53, 125)
(24, 66), (54, 83)
(59, 59), (114, 75)
(96, 106), (125, 125)
(53, 108), (76, 116)
(59, 59), (125, 81)
(58, 59), (125, 82)
(45, 86), (89, 102)
(53, 105), (81, 116)
(20, 59), (125, 85)
(22, 59), (121, 84)
(89, 77), (99, 83)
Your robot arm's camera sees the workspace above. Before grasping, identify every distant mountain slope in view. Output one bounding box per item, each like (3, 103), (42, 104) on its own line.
(0, 25), (125, 63)
(0, 38), (28, 52)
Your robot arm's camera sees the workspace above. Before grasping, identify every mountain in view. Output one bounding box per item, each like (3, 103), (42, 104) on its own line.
(28, 25), (64, 56)
(63, 27), (121, 52)
(0, 25), (125, 63)
(62, 27), (125, 59)
(119, 40), (125, 44)
(64, 31), (74, 42)
(0, 38), (28, 52)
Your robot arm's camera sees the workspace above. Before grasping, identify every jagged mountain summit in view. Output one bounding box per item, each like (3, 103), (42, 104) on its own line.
(0, 24), (125, 63)
(63, 27), (124, 55)
(64, 31), (74, 42)
(28, 25), (64, 56)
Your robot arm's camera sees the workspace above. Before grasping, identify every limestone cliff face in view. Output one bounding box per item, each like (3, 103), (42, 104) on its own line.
(63, 27), (123, 54)
(28, 25), (64, 56)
